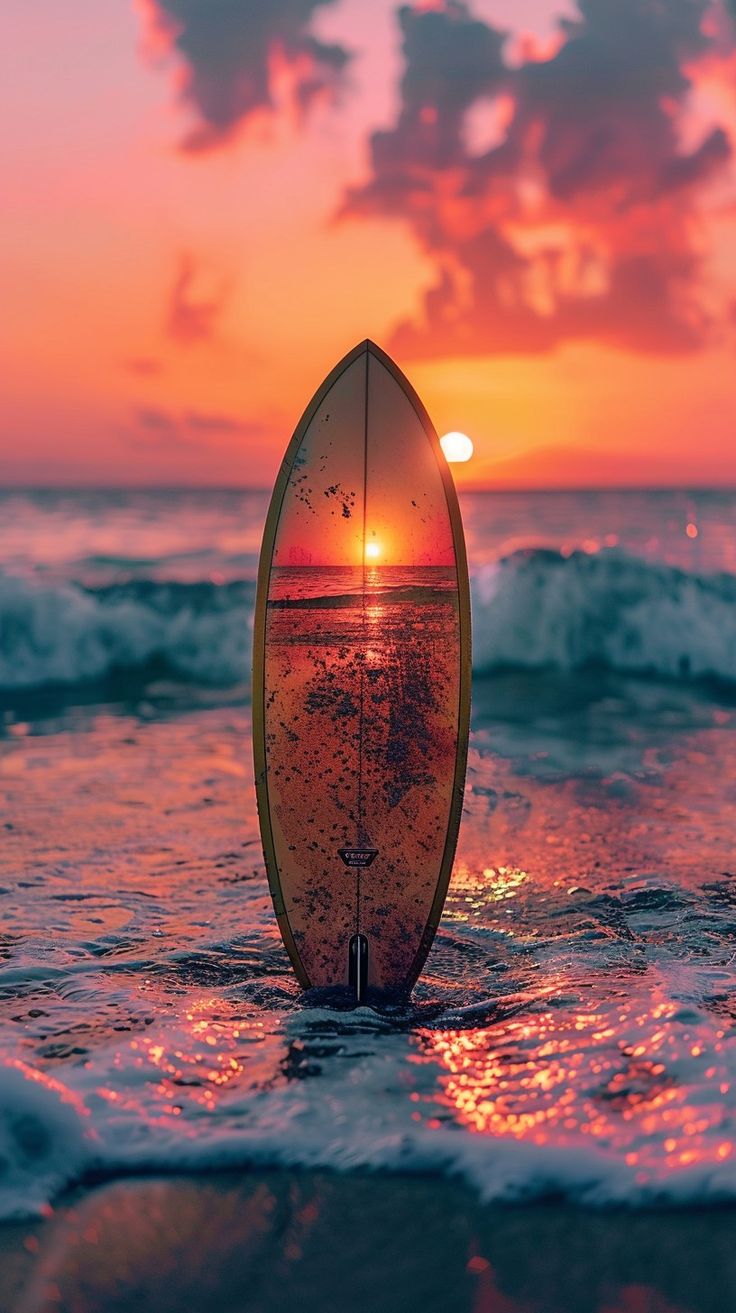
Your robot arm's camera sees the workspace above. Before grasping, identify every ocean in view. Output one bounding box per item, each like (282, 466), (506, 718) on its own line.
(2, 487), (736, 1221)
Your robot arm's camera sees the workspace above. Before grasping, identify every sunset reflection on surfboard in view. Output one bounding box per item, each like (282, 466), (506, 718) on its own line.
(254, 340), (471, 1000)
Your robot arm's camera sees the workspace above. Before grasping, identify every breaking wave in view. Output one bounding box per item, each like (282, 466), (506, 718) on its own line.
(472, 549), (736, 683)
(0, 576), (255, 691)
(1, 549), (735, 693)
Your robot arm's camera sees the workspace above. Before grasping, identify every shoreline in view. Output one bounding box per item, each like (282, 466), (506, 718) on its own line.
(3, 1168), (736, 1313)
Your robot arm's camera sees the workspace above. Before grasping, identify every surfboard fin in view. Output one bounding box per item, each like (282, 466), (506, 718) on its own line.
(348, 934), (369, 1003)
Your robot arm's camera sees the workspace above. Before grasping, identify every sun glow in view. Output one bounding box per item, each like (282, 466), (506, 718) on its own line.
(365, 540), (382, 560)
(440, 431), (474, 463)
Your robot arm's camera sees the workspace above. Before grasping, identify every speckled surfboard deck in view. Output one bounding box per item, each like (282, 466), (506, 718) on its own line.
(253, 340), (471, 1000)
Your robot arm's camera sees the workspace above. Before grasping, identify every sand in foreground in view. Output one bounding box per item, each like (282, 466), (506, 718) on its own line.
(2, 1170), (736, 1313)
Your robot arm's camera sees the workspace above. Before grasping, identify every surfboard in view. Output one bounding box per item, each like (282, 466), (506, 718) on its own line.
(252, 340), (471, 1001)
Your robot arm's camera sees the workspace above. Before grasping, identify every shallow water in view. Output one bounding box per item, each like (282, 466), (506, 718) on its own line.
(1, 490), (736, 1216)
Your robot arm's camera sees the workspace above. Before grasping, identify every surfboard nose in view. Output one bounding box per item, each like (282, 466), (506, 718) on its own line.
(349, 338), (384, 356)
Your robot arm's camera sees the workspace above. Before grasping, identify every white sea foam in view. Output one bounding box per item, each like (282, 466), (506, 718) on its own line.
(0, 1060), (93, 1219)
(2, 550), (735, 692)
(2, 1000), (736, 1220)
(0, 574), (252, 690)
(472, 549), (736, 683)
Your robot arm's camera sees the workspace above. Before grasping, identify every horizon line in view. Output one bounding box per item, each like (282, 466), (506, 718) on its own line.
(1, 483), (736, 496)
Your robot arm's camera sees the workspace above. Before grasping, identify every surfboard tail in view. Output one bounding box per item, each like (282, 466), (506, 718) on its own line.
(348, 933), (369, 1002)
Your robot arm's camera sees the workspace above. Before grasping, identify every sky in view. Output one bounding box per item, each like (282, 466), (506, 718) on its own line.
(1, 0), (735, 488)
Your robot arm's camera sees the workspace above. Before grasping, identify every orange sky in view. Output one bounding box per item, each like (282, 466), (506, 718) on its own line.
(1, 0), (735, 488)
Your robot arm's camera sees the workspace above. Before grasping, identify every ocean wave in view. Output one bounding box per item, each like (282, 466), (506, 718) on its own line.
(0, 575), (254, 691)
(2, 1016), (736, 1220)
(2, 549), (735, 693)
(473, 548), (736, 684)
(0, 1060), (93, 1218)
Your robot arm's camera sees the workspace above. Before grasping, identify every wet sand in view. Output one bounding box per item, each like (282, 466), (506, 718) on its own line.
(2, 1169), (736, 1313)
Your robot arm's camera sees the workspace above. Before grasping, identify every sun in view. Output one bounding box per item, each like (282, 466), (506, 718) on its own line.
(365, 540), (381, 561)
(440, 431), (474, 463)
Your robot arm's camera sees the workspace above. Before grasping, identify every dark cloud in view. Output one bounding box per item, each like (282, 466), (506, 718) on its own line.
(342, 1), (512, 224)
(657, 127), (732, 194)
(364, 1), (505, 190)
(132, 405), (259, 448)
(140, 0), (350, 151)
(132, 406), (187, 448)
(166, 253), (229, 344)
(346, 0), (734, 357)
(185, 409), (260, 435)
(137, 405), (177, 433)
(124, 357), (164, 377)
(507, 0), (713, 202)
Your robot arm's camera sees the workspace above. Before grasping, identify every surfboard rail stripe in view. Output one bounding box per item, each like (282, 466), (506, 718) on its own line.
(252, 339), (471, 995)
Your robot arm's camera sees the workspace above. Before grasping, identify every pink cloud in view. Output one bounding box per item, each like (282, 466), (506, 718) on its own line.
(345, 0), (735, 357)
(166, 253), (229, 345)
(138, 0), (351, 151)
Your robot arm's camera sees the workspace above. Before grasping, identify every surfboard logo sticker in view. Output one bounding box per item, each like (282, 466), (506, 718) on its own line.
(338, 848), (379, 868)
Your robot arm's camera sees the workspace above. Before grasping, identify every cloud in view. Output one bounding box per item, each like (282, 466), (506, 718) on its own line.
(657, 126), (731, 194)
(166, 253), (230, 344)
(138, 0), (351, 151)
(123, 356), (164, 377)
(129, 410), (186, 451)
(132, 404), (261, 448)
(137, 405), (176, 429)
(360, 0), (507, 189)
(345, 0), (735, 358)
(134, 406), (184, 445)
(475, 437), (720, 488)
(185, 409), (260, 435)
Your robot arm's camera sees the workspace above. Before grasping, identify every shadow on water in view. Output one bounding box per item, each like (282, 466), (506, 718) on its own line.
(3, 663), (734, 744)
(0, 671), (249, 735)
(3, 1170), (736, 1313)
